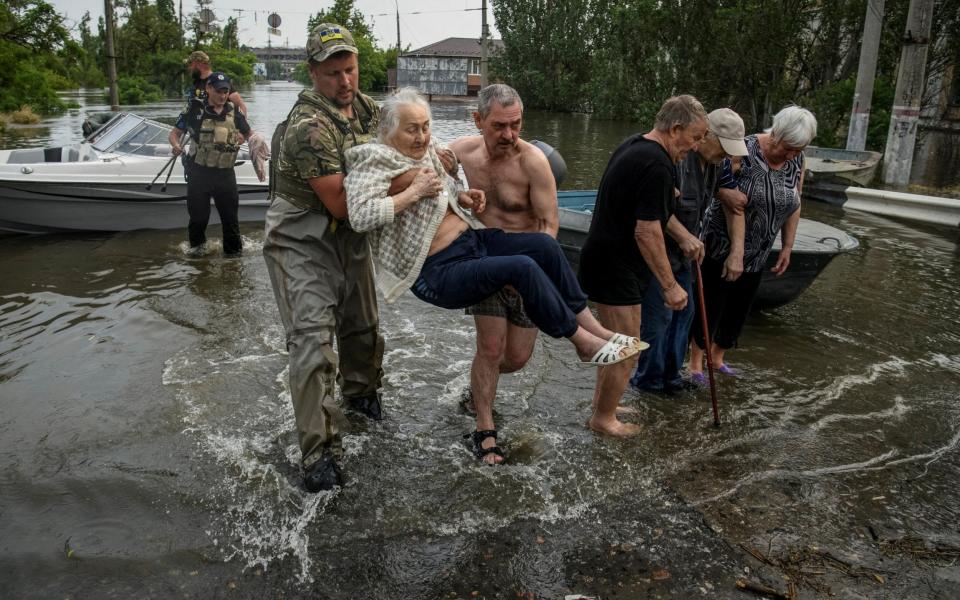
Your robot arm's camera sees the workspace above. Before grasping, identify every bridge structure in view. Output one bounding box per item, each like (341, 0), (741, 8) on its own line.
(247, 46), (306, 77)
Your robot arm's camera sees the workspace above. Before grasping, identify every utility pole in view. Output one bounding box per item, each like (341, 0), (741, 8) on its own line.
(882, 0), (935, 186)
(480, 0), (490, 88)
(104, 0), (119, 111)
(846, 0), (884, 151)
(395, 0), (401, 54)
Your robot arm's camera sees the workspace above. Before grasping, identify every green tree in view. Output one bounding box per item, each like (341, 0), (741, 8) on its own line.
(265, 59), (283, 80)
(221, 16), (238, 51)
(157, 0), (176, 23)
(491, 0), (960, 154)
(306, 0), (373, 39)
(303, 1), (391, 92)
(0, 0), (73, 112)
(113, 0), (184, 94)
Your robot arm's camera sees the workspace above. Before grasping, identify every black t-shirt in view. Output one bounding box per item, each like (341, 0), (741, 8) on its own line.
(582, 134), (676, 267)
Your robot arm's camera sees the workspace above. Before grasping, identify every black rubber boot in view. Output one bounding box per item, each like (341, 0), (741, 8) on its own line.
(345, 391), (383, 421)
(303, 456), (342, 493)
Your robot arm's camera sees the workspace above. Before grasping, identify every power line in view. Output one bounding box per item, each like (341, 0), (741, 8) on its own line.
(209, 4), (482, 17)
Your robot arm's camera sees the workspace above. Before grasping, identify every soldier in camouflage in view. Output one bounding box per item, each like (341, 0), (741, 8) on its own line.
(263, 24), (387, 492)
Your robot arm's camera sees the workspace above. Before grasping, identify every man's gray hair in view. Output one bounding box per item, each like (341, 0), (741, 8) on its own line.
(477, 83), (523, 119)
(653, 95), (707, 132)
(379, 87), (432, 143)
(768, 105), (817, 148)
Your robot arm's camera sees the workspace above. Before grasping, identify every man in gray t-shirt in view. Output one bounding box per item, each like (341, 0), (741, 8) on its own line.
(630, 108), (747, 395)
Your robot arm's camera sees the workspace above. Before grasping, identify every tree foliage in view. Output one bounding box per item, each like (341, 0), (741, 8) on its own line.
(492, 0), (960, 152)
(300, 0), (395, 92)
(0, 0), (74, 112)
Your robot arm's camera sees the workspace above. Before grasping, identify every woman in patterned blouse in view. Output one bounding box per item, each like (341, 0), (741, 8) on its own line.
(689, 105), (818, 382)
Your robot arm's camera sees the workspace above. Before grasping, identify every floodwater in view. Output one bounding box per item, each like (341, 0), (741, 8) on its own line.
(2, 84), (960, 599)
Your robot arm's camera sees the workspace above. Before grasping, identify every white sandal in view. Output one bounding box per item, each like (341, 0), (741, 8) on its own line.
(609, 332), (650, 353)
(578, 338), (638, 367)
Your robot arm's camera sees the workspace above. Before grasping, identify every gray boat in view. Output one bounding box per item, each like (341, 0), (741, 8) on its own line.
(802, 146), (882, 205)
(556, 190), (859, 310)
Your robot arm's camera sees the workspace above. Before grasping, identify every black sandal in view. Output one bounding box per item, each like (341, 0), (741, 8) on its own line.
(465, 429), (504, 463)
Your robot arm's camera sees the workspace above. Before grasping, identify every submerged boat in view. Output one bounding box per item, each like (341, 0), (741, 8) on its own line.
(802, 146), (882, 205)
(804, 146), (881, 187)
(555, 190), (859, 310)
(0, 113), (268, 233)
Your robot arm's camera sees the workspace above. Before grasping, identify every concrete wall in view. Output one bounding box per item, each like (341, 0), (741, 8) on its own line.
(911, 63), (960, 188)
(912, 123), (960, 187)
(397, 56), (468, 96)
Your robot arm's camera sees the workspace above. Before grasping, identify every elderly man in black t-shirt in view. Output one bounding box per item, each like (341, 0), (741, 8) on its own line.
(579, 95), (708, 436)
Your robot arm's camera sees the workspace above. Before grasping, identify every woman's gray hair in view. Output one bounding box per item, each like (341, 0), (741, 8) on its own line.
(379, 87), (432, 143)
(653, 95), (707, 132)
(477, 83), (523, 119)
(768, 105), (817, 148)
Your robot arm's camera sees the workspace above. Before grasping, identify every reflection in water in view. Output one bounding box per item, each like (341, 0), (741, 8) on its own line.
(1, 86), (959, 598)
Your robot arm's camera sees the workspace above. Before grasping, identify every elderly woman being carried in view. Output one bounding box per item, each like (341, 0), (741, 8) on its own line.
(345, 87), (641, 373)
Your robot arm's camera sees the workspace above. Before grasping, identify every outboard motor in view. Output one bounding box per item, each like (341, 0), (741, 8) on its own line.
(530, 139), (567, 188)
(82, 112), (118, 138)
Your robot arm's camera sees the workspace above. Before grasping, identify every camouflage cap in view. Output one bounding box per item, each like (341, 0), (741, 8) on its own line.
(306, 23), (358, 63)
(184, 50), (210, 65)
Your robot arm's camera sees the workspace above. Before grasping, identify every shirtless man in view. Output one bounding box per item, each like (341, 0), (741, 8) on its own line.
(449, 84), (558, 464)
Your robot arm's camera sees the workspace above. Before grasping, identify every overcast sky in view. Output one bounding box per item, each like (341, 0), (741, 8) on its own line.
(48, 0), (500, 51)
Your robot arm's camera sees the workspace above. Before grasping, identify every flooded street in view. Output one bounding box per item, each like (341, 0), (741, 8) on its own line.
(2, 85), (960, 598)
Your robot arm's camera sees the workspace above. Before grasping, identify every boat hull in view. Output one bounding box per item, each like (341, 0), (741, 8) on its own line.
(556, 192), (858, 310)
(804, 146), (881, 187)
(0, 180), (268, 233)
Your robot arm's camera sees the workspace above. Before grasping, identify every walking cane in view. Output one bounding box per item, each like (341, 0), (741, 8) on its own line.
(694, 260), (721, 427)
(145, 156), (175, 191)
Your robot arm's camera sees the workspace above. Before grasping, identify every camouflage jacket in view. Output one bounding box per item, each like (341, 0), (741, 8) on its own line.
(272, 89), (379, 209)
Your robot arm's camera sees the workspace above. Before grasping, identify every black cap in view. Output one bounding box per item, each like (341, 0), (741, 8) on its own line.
(207, 72), (231, 91)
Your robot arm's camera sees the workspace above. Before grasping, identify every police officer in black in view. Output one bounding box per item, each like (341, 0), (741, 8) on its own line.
(169, 72), (252, 256)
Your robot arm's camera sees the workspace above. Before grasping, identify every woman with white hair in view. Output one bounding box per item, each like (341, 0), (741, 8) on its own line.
(344, 87), (643, 460)
(689, 105), (817, 382)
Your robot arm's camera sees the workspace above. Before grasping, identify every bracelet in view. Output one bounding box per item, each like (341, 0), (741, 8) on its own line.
(663, 280), (678, 293)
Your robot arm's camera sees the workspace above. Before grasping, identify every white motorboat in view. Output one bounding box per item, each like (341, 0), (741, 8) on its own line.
(0, 113), (268, 233)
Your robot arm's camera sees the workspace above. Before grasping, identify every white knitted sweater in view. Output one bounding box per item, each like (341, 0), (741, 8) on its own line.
(344, 140), (483, 303)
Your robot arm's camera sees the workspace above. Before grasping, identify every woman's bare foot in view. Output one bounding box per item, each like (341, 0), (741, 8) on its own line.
(587, 415), (643, 436)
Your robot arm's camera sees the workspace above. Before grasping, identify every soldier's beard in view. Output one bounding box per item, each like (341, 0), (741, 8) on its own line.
(332, 90), (355, 108)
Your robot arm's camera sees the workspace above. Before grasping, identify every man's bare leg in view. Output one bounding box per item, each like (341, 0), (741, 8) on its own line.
(588, 303), (642, 436)
(501, 323), (538, 374)
(470, 315), (507, 464)
(469, 318), (538, 464)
